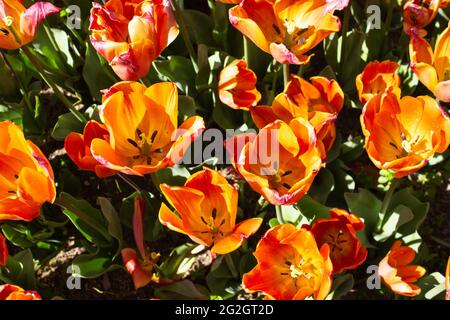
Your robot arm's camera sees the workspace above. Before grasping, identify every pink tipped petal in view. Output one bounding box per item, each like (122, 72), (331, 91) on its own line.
(21, 2), (61, 38)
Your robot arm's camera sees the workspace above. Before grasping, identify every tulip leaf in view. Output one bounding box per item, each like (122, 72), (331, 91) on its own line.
(154, 279), (209, 300)
(1, 224), (35, 248)
(58, 192), (113, 247)
(296, 195), (331, 223)
(82, 42), (117, 101)
(0, 249), (37, 290)
(51, 112), (85, 141)
(326, 274), (354, 300)
(178, 95), (197, 121)
(181, 10), (215, 46)
(71, 251), (122, 279)
(414, 272), (446, 300)
(307, 168), (335, 204)
(276, 205), (311, 227)
(97, 197), (123, 259)
(344, 189), (382, 248)
(153, 56), (196, 95)
(373, 205), (414, 242)
(159, 243), (197, 279)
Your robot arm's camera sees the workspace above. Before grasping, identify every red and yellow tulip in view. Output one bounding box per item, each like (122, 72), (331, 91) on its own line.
(310, 209), (367, 274)
(159, 168), (262, 254)
(0, 121), (55, 222)
(64, 121), (115, 178)
(0, 284), (41, 300)
(226, 119), (322, 205)
(229, 0), (340, 64)
(218, 59), (261, 110)
(361, 89), (450, 178)
(0, 231), (7, 266)
(403, 0), (441, 34)
(250, 75), (343, 160)
(89, 0), (179, 81)
(0, 0), (60, 49)
(378, 240), (426, 297)
(409, 23), (450, 102)
(355, 60), (401, 104)
(90, 81), (205, 176)
(243, 224), (333, 300)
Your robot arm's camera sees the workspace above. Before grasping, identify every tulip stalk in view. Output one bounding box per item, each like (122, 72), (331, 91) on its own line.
(243, 35), (250, 66)
(283, 64), (290, 87)
(169, 0), (199, 72)
(377, 179), (399, 233)
(340, 5), (350, 68)
(21, 46), (86, 123)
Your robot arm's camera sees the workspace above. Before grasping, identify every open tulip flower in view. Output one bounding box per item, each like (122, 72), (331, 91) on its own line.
(0, 284), (41, 300)
(218, 59), (261, 110)
(378, 240), (426, 297)
(409, 23), (450, 102)
(361, 89), (450, 178)
(65, 121), (115, 178)
(226, 119), (322, 205)
(310, 209), (367, 274)
(159, 168), (263, 254)
(243, 224), (333, 300)
(0, 231), (7, 266)
(0, 121), (55, 221)
(355, 60), (401, 104)
(251, 75), (343, 159)
(0, 0), (60, 50)
(229, 0), (341, 64)
(90, 81), (205, 176)
(89, 0), (179, 81)
(403, 0), (441, 34)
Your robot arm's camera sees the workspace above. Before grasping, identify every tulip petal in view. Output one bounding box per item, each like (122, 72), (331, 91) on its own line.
(121, 248), (153, 289)
(20, 2), (61, 40)
(212, 218), (262, 254)
(0, 232), (7, 266)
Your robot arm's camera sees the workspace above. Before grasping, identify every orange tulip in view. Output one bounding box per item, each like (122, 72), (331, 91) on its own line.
(229, 0), (340, 64)
(243, 224), (333, 300)
(90, 81), (205, 176)
(226, 118), (322, 205)
(250, 75), (343, 159)
(310, 209), (367, 274)
(0, 231), (7, 266)
(378, 240), (426, 297)
(361, 88), (450, 178)
(218, 59), (261, 110)
(0, 284), (41, 300)
(355, 60), (401, 104)
(159, 168), (262, 254)
(89, 0), (179, 81)
(409, 23), (450, 102)
(121, 248), (159, 289)
(446, 256), (449, 300)
(65, 121), (115, 178)
(216, 0), (241, 3)
(0, 121), (55, 222)
(403, 0), (440, 34)
(0, 0), (60, 50)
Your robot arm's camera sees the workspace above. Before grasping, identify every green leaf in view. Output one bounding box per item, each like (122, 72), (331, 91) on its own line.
(82, 42), (117, 101)
(71, 251), (121, 279)
(374, 205), (414, 242)
(1, 224), (34, 248)
(178, 95), (197, 121)
(51, 112), (85, 141)
(276, 205), (310, 226)
(414, 272), (445, 300)
(58, 193), (112, 247)
(0, 249), (37, 289)
(326, 274), (354, 300)
(153, 56), (196, 95)
(181, 10), (215, 46)
(307, 168), (335, 204)
(296, 195), (331, 223)
(159, 243), (197, 279)
(154, 280), (208, 300)
(97, 197), (123, 258)
(344, 189), (382, 248)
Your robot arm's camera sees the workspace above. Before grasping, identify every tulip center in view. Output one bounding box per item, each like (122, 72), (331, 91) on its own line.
(269, 169), (293, 191)
(283, 259), (314, 281)
(200, 208), (226, 238)
(325, 229), (348, 254)
(127, 129), (165, 164)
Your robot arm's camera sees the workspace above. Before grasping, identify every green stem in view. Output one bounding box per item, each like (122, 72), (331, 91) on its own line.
(169, 0), (199, 72)
(224, 254), (238, 278)
(243, 35), (249, 65)
(340, 6), (350, 66)
(118, 173), (142, 194)
(383, 0), (395, 52)
(283, 63), (290, 87)
(276, 205), (286, 224)
(21, 46), (86, 123)
(0, 51), (33, 111)
(377, 179), (399, 232)
(430, 235), (450, 249)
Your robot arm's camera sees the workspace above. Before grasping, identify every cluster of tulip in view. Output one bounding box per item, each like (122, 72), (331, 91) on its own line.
(0, 0), (449, 300)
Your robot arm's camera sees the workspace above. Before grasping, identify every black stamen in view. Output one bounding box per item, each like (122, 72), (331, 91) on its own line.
(150, 131), (158, 143)
(211, 208), (217, 220)
(127, 138), (139, 149)
(281, 170), (292, 177)
(200, 216), (208, 225)
(282, 183), (291, 189)
(272, 24), (281, 35)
